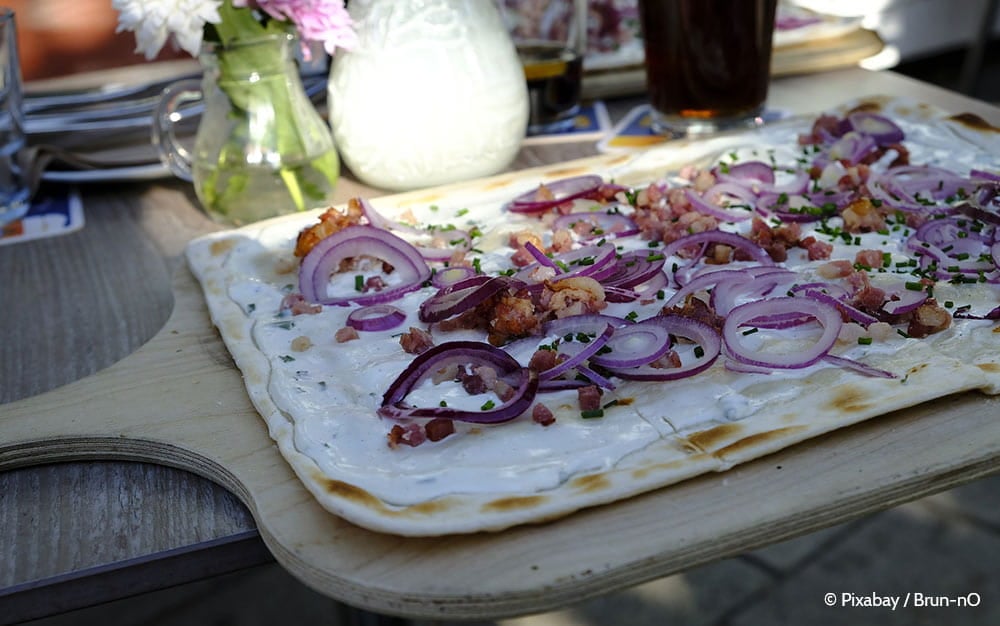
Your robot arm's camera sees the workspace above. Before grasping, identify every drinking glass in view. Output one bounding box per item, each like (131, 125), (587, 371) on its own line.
(500, 0), (589, 134)
(0, 8), (29, 226)
(637, 0), (778, 137)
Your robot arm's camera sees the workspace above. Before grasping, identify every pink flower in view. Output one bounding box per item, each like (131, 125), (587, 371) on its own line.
(234, 0), (358, 55)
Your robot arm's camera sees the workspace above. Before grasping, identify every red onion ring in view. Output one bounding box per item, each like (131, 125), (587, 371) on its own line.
(298, 225), (431, 306)
(418, 275), (521, 323)
(552, 211), (640, 241)
(598, 315), (721, 381)
(378, 341), (538, 424)
(506, 175), (604, 214)
(715, 160), (775, 187)
(723, 297), (842, 369)
(589, 319), (672, 369)
(684, 187), (754, 223)
(846, 112), (905, 145)
(539, 323), (615, 381)
(661, 230), (774, 268)
(822, 354), (897, 379)
(431, 266), (477, 289)
(357, 197), (472, 261)
(882, 288), (928, 316)
(346, 305), (407, 331)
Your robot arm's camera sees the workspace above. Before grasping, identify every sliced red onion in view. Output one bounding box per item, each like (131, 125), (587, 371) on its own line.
(632, 270), (669, 300)
(552, 211), (640, 241)
(378, 341), (538, 424)
(723, 297), (842, 369)
(298, 225), (431, 306)
(538, 323), (615, 381)
(604, 250), (668, 289)
(846, 112), (905, 145)
(599, 315), (721, 381)
(431, 266), (477, 289)
(418, 275), (521, 323)
(822, 354), (897, 379)
(542, 313), (631, 337)
(506, 175), (604, 214)
(711, 270), (797, 316)
(716, 160), (775, 187)
(358, 196), (422, 235)
(661, 230), (774, 268)
(357, 196), (472, 261)
(346, 304), (407, 331)
(797, 288), (880, 327)
(589, 319), (672, 369)
(514, 242), (618, 283)
(414, 229), (472, 262)
(524, 241), (558, 269)
(703, 182), (757, 206)
(663, 268), (749, 309)
(827, 131), (879, 165)
(881, 288), (928, 316)
(684, 188), (753, 222)
(789, 282), (850, 301)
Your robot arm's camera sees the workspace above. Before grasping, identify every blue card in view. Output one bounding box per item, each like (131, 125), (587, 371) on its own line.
(523, 100), (612, 144)
(1, 187), (84, 246)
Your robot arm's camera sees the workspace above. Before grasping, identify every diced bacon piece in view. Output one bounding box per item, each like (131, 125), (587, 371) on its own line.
(817, 260), (854, 279)
(577, 385), (602, 411)
(387, 423), (426, 448)
(528, 349), (558, 373)
(399, 327), (435, 355)
(841, 198), (885, 233)
(855, 249), (885, 269)
(801, 236), (833, 261)
(335, 326), (360, 343)
(280, 293), (322, 315)
(532, 403), (556, 426)
(649, 349), (682, 369)
(365, 276), (387, 292)
(907, 301), (952, 338)
(424, 418), (456, 442)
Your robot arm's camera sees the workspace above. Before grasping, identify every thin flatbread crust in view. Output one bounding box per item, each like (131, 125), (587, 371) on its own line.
(186, 97), (1000, 536)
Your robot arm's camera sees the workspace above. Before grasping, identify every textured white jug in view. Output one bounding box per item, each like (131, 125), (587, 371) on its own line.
(327, 0), (530, 191)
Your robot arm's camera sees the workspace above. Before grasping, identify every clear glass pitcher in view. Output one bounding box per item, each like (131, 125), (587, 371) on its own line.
(154, 33), (339, 225)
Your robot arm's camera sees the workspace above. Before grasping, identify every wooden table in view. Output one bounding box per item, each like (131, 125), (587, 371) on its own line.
(2, 68), (999, 623)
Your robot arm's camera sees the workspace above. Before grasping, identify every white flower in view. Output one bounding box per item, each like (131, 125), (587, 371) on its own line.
(113, 0), (223, 59)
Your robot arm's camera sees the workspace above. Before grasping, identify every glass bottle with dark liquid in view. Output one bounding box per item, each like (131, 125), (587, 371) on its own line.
(638, 0), (777, 135)
(519, 42), (584, 133)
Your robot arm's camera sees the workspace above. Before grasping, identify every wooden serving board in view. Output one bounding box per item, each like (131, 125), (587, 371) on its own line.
(4, 151), (1000, 619)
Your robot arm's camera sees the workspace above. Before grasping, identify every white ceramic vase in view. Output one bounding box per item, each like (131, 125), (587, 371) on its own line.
(327, 0), (529, 191)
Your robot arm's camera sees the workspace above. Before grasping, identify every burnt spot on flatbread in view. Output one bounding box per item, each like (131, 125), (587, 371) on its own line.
(319, 477), (384, 508)
(210, 238), (236, 256)
(632, 459), (686, 481)
(848, 100), (885, 114)
(316, 474), (458, 517)
(482, 177), (516, 191)
(977, 363), (1000, 373)
(824, 385), (873, 414)
(714, 426), (808, 460)
(401, 192), (444, 205)
(571, 473), (611, 493)
(481, 495), (549, 513)
(686, 423), (743, 452)
(907, 363), (929, 375)
(948, 113), (1000, 133)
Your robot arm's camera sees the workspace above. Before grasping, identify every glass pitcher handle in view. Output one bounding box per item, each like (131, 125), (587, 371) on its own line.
(152, 79), (203, 182)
